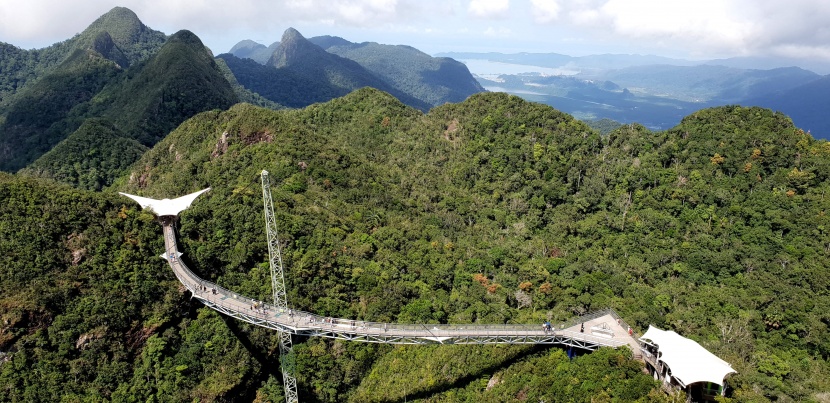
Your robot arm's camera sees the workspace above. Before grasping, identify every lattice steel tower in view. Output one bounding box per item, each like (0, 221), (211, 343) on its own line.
(261, 170), (299, 403)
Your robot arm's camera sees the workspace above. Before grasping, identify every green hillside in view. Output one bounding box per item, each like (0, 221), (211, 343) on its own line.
(2, 28), (237, 181)
(0, 7), (175, 173)
(310, 36), (485, 106)
(19, 119), (147, 191)
(0, 7), (166, 105)
(0, 48), (122, 171)
(3, 90), (830, 401)
(266, 28), (431, 111)
(88, 29), (238, 146)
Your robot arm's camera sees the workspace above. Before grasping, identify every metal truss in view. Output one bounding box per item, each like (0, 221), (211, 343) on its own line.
(260, 170), (299, 403)
(160, 220), (629, 353)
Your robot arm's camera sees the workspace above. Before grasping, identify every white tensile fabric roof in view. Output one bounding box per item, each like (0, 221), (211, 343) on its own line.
(119, 188), (211, 217)
(640, 325), (736, 387)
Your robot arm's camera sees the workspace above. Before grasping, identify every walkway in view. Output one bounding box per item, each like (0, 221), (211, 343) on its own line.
(160, 218), (639, 350)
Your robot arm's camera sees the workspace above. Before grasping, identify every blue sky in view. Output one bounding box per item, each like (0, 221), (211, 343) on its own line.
(3, 0), (830, 65)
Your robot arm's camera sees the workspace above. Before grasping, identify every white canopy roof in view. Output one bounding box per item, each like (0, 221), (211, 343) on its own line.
(119, 188), (210, 217)
(640, 325), (736, 387)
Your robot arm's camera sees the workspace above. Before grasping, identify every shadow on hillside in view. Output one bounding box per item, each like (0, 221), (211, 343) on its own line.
(219, 313), (283, 401)
(383, 344), (563, 403)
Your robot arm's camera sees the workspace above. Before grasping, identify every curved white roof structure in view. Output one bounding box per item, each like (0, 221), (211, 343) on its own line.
(640, 325), (736, 387)
(119, 188), (210, 217)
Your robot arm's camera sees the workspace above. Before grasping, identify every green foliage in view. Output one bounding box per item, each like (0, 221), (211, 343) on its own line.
(19, 118), (147, 190)
(0, 174), (278, 401)
(88, 30), (238, 146)
(586, 118), (624, 135)
(407, 348), (664, 402)
(312, 36), (485, 107)
(0, 48), (122, 171)
(4, 89), (830, 401)
(0, 27), (237, 177)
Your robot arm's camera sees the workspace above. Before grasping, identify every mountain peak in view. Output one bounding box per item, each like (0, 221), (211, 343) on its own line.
(270, 28), (324, 68)
(75, 7), (166, 67)
(167, 30), (206, 49)
(281, 27), (305, 42)
(86, 7), (145, 44)
(229, 40), (265, 54)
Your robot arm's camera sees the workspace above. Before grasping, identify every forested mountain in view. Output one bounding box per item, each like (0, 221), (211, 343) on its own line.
(19, 119), (147, 191)
(0, 8), (239, 175)
(3, 7), (485, 187)
(0, 7), (166, 105)
(0, 46), (123, 171)
(0, 9), (163, 170)
(267, 28), (431, 111)
(3, 89), (823, 401)
(227, 32), (484, 109)
(0, 27), (237, 183)
(86, 29), (237, 146)
(309, 35), (485, 106)
(228, 39), (279, 65)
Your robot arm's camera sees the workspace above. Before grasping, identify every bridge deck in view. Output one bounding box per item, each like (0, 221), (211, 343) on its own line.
(160, 219), (640, 350)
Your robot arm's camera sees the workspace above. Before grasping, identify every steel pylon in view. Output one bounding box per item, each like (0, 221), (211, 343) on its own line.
(261, 170), (299, 403)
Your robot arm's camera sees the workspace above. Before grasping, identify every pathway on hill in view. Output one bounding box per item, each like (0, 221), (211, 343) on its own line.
(159, 217), (640, 351)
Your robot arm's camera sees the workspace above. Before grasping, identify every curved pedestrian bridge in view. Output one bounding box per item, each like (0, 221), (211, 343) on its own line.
(158, 218), (639, 351)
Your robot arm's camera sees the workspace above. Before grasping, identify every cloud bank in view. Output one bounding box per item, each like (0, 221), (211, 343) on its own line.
(1, 0), (828, 62)
(530, 0), (830, 59)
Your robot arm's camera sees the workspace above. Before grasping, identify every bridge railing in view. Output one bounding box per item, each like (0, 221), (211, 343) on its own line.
(161, 222), (626, 347)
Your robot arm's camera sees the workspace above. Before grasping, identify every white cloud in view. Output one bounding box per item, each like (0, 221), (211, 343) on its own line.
(483, 26), (512, 38)
(3, 0), (830, 64)
(530, 0), (560, 23)
(551, 0), (830, 59)
(468, 0), (510, 19)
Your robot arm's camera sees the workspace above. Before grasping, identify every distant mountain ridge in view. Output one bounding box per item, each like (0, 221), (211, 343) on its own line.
(745, 74), (830, 137)
(309, 35), (484, 106)
(229, 39), (279, 65)
(437, 51), (830, 74)
(597, 64), (819, 102)
(446, 51), (830, 137)
(228, 31), (483, 109)
(229, 28), (430, 110)
(436, 51), (699, 71)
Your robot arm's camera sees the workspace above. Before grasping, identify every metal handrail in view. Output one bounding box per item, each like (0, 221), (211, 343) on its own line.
(161, 221), (632, 347)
